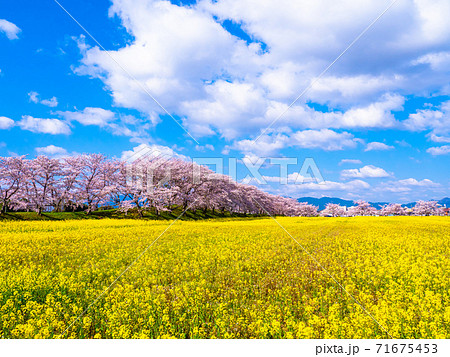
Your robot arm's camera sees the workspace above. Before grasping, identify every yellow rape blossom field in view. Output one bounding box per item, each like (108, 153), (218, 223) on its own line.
(0, 216), (449, 339)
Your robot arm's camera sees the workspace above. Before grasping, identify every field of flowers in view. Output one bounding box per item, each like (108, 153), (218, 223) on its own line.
(0, 216), (449, 339)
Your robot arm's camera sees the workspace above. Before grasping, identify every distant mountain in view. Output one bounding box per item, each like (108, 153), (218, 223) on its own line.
(438, 197), (450, 207)
(296, 197), (449, 210)
(370, 201), (390, 210)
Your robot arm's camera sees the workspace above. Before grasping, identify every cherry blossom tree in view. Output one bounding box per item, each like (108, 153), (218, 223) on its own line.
(348, 200), (377, 216)
(322, 203), (346, 217)
(50, 155), (85, 212)
(413, 201), (444, 216)
(296, 202), (319, 217)
(0, 156), (26, 214)
(24, 156), (62, 214)
(380, 203), (406, 216)
(76, 154), (110, 214)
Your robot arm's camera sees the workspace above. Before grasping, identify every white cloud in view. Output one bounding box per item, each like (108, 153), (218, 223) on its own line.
(376, 178), (441, 195)
(337, 94), (403, 128)
(413, 51), (450, 71)
(255, 172), (317, 185)
(56, 107), (148, 140)
(428, 133), (450, 143)
(341, 165), (390, 179)
(18, 116), (71, 135)
(234, 134), (288, 156)
(0, 19), (21, 40)
(234, 129), (359, 156)
(180, 80), (268, 139)
(0, 116), (15, 129)
(403, 101), (450, 134)
(72, 0), (450, 141)
(121, 143), (188, 162)
(339, 159), (362, 165)
(195, 144), (215, 152)
(28, 91), (39, 103)
(279, 180), (370, 198)
(28, 91), (59, 107)
(426, 145), (450, 155)
(398, 178), (440, 187)
(365, 142), (394, 151)
(306, 75), (403, 105)
(41, 97), (58, 108)
(57, 107), (115, 127)
(290, 129), (359, 151)
(35, 145), (68, 156)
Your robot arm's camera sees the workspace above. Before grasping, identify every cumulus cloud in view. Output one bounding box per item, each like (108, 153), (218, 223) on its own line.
(403, 101), (450, 134)
(398, 178), (440, 187)
(413, 51), (450, 71)
(0, 116), (15, 129)
(0, 19), (21, 40)
(234, 129), (360, 156)
(428, 133), (450, 143)
(290, 129), (359, 151)
(365, 142), (394, 151)
(341, 165), (390, 179)
(374, 178), (442, 200)
(307, 74), (402, 102)
(377, 178), (441, 196)
(18, 116), (71, 135)
(336, 94), (403, 128)
(121, 143), (188, 162)
(234, 134), (288, 157)
(41, 97), (58, 108)
(72, 0), (450, 142)
(55, 107), (149, 140)
(58, 107), (115, 127)
(277, 179), (371, 200)
(28, 91), (59, 107)
(35, 145), (68, 156)
(426, 145), (450, 155)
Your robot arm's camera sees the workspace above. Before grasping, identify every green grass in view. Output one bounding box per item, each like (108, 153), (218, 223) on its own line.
(0, 208), (260, 222)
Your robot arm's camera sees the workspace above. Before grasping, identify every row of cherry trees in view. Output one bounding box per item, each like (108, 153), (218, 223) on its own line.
(0, 154), (315, 216)
(321, 201), (447, 217)
(0, 155), (446, 217)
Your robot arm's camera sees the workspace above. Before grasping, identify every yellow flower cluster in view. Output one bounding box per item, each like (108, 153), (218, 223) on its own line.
(0, 216), (448, 338)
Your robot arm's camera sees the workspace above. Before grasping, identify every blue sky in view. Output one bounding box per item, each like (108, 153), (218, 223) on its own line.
(0, 0), (449, 202)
